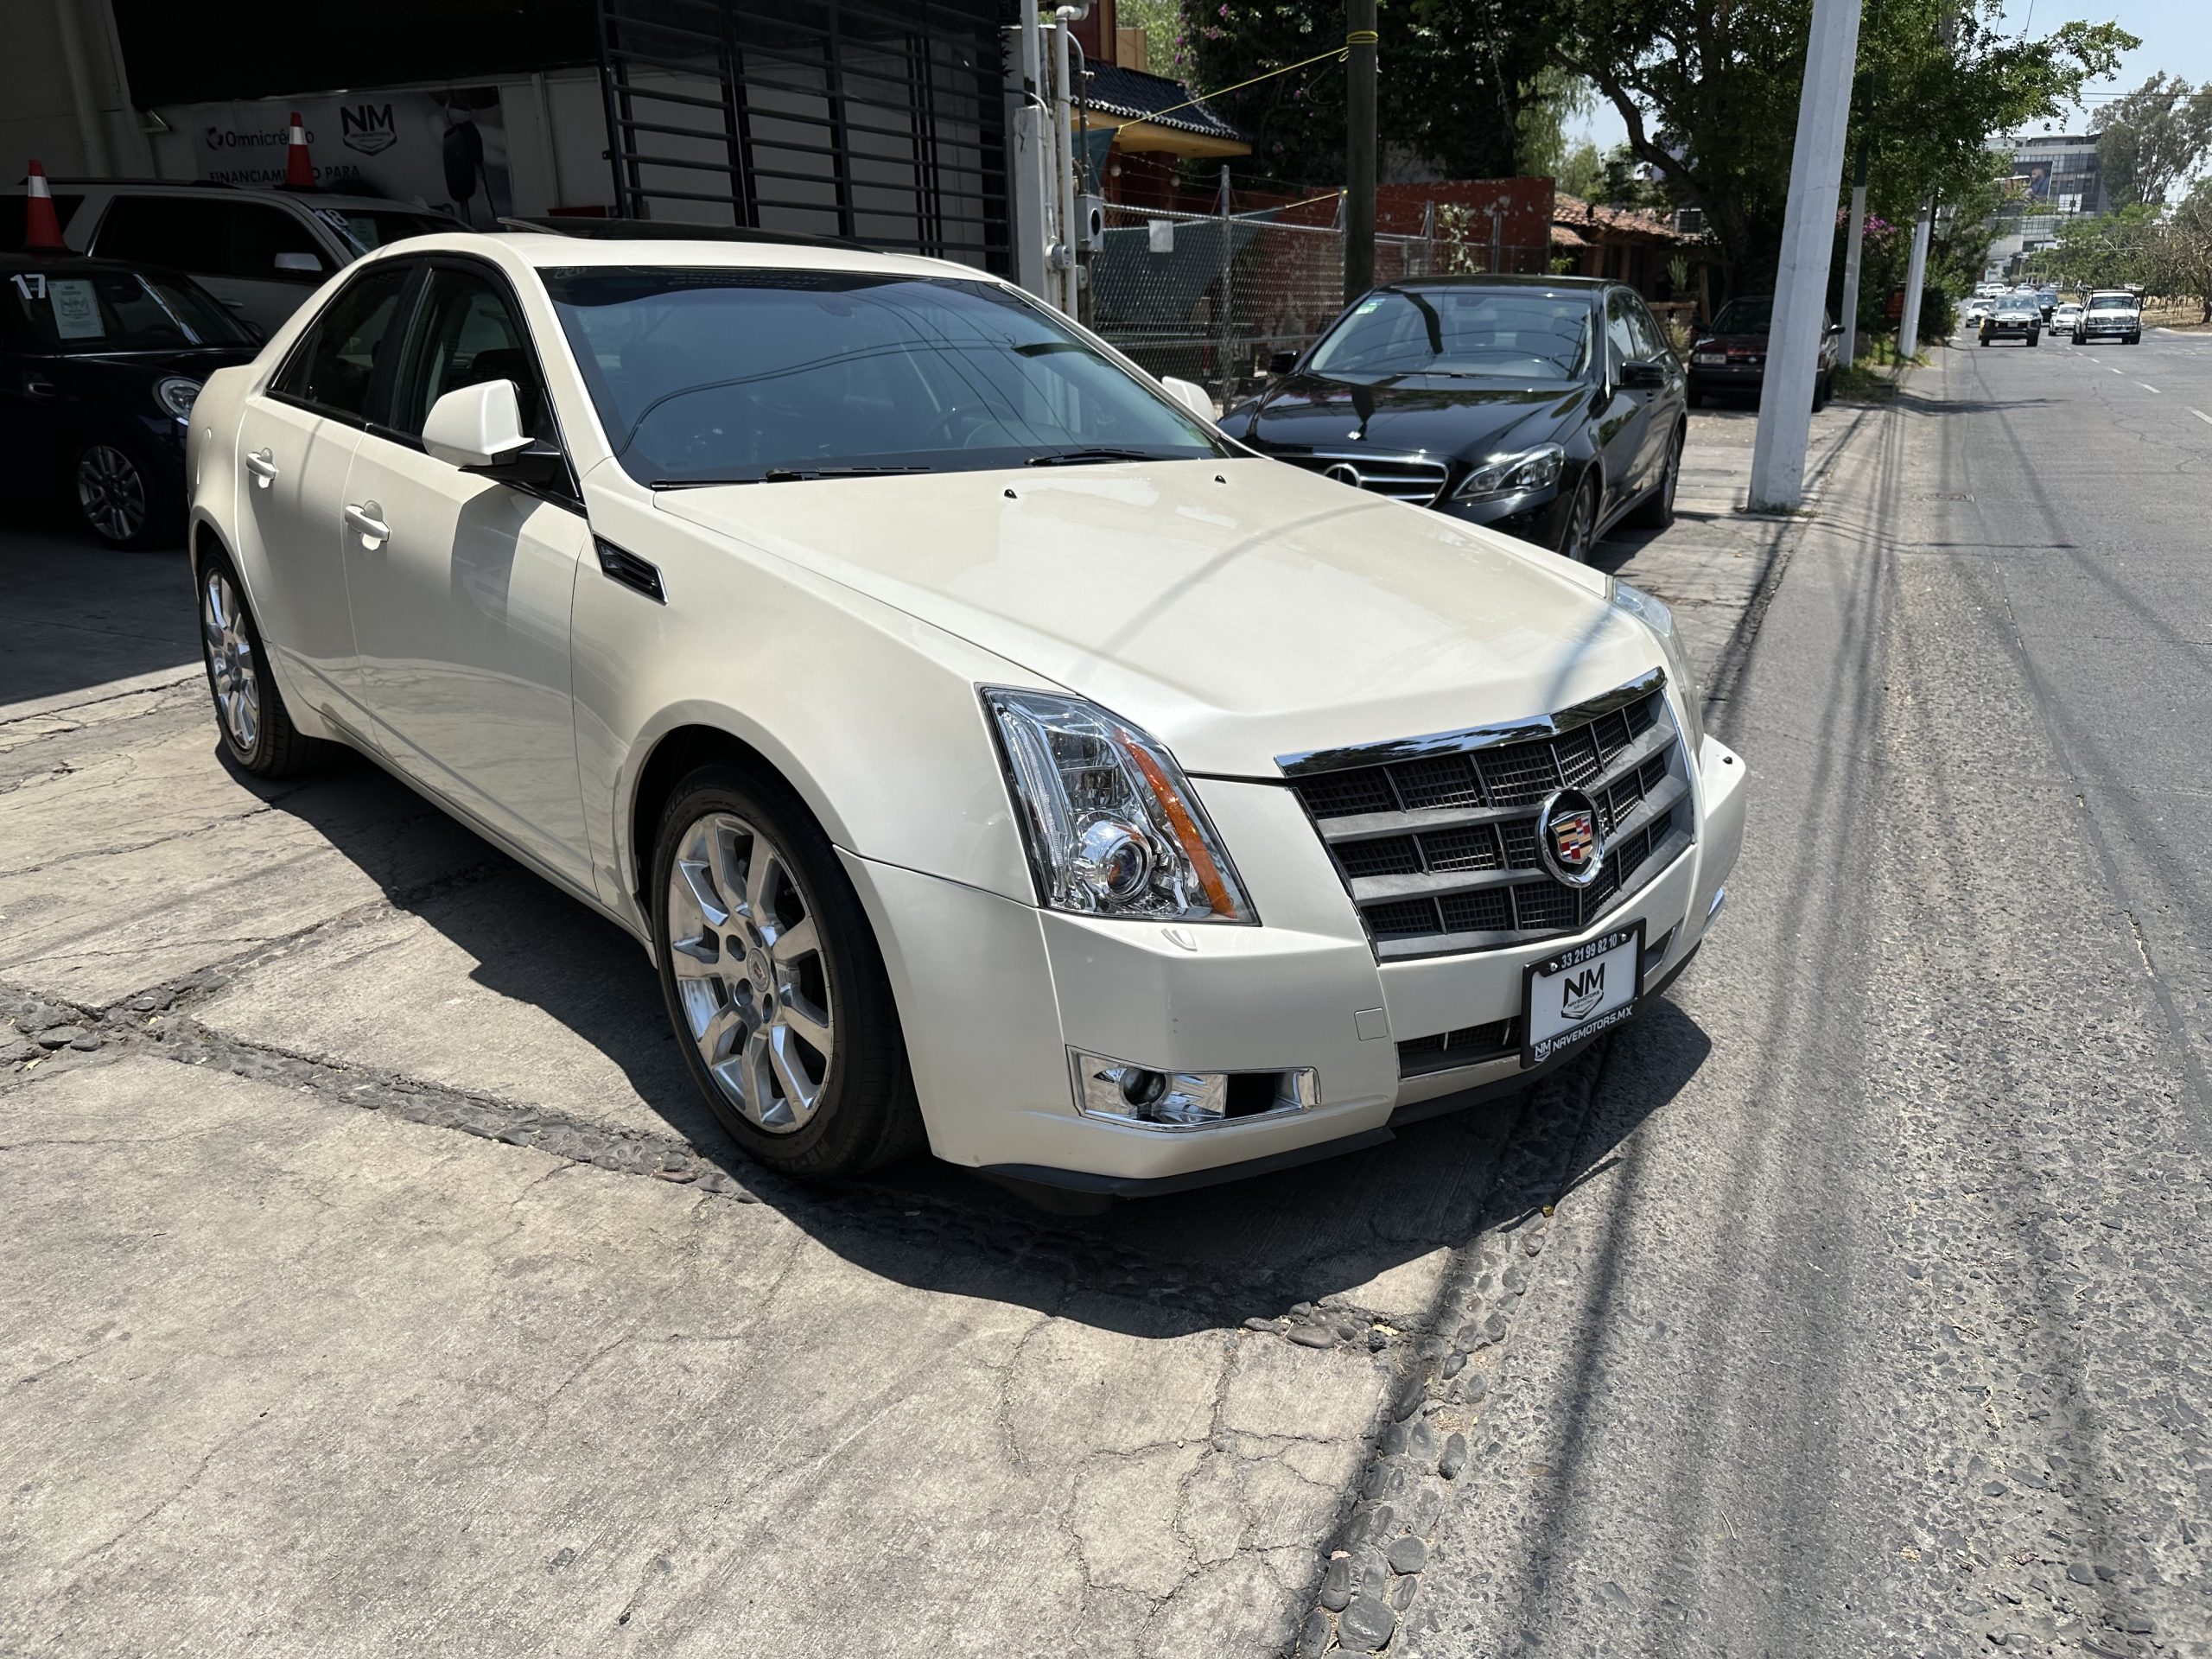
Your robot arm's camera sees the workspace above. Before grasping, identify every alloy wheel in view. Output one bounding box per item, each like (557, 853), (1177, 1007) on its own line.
(1661, 434), (1681, 514)
(1561, 479), (1598, 563)
(200, 567), (261, 752)
(78, 445), (147, 543)
(665, 811), (836, 1132)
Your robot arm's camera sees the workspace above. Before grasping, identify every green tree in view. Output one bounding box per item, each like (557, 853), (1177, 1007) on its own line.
(1540, 0), (2135, 291)
(1552, 139), (1607, 200)
(2093, 74), (2212, 207)
(1186, 1), (1570, 182)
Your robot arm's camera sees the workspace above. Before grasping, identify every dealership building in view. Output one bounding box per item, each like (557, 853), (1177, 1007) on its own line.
(1982, 131), (2107, 278)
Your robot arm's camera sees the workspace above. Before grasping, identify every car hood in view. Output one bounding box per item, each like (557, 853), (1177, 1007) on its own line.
(1233, 372), (1589, 464)
(652, 456), (1660, 778)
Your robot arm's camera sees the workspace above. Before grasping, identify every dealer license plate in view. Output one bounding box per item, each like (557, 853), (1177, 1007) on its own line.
(1521, 922), (1643, 1067)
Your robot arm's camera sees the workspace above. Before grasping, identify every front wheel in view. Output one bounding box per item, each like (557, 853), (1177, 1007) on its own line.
(2026, 333), (2039, 347)
(1625, 428), (1681, 530)
(1554, 473), (1599, 563)
(1810, 370), (1832, 411)
(652, 766), (923, 1179)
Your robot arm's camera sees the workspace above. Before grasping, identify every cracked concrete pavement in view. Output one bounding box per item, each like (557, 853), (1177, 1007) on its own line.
(1, 402), (1881, 1656)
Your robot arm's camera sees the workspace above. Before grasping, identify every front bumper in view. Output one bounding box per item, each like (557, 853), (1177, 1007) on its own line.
(1433, 480), (1570, 546)
(848, 730), (1748, 1189)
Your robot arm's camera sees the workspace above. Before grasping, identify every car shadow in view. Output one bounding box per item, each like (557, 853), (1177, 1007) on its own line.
(250, 744), (1717, 1339)
(0, 491), (197, 711)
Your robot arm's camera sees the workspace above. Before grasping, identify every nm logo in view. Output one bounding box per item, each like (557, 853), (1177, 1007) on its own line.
(1559, 962), (1605, 1021)
(340, 103), (398, 156)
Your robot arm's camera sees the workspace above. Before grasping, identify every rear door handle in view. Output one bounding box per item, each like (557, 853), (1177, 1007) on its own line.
(344, 500), (390, 543)
(245, 448), (279, 484)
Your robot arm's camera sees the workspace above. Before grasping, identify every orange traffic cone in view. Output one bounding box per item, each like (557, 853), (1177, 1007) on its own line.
(282, 111), (313, 188)
(23, 160), (65, 250)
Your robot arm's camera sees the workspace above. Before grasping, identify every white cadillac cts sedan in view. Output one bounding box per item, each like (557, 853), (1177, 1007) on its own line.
(186, 229), (1745, 1197)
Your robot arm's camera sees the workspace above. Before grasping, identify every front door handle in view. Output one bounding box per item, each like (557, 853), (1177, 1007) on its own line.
(245, 448), (279, 485)
(344, 500), (390, 543)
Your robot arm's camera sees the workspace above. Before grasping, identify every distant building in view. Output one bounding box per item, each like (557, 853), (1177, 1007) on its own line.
(1984, 133), (2105, 277)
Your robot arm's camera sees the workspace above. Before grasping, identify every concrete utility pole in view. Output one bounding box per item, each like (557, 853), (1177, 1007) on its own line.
(1838, 142), (1871, 368)
(1344, 0), (1377, 302)
(1051, 7), (1081, 315)
(1897, 199), (1932, 357)
(1747, 0), (1865, 513)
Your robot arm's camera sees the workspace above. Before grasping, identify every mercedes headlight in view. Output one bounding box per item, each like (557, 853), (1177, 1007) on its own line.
(154, 376), (202, 420)
(1453, 442), (1563, 501)
(1608, 579), (1706, 753)
(983, 688), (1255, 924)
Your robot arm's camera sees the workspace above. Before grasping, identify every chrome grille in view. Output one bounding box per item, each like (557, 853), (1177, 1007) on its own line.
(1280, 671), (1697, 962)
(1281, 450), (1450, 505)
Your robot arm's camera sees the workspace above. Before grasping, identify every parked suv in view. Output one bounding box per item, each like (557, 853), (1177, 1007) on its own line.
(7, 178), (462, 336)
(183, 229), (1745, 1196)
(2072, 290), (2141, 345)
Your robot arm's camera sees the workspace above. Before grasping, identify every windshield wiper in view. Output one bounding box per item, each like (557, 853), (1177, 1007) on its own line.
(648, 466), (931, 489)
(1025, 448), (1167, 467)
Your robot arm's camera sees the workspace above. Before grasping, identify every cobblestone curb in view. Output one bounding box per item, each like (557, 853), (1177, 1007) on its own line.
(1283, 1049), (1616, 1656)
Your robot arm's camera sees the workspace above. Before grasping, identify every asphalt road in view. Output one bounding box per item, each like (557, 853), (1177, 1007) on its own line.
(1407, 331), (2212, 1656)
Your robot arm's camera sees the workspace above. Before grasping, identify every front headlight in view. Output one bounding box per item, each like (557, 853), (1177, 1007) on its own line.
(1453, 442), (1564, 501)
(154, 376), (202, 420)
(983, 688), (1255, 924)
(1608, 579), (1706, 753)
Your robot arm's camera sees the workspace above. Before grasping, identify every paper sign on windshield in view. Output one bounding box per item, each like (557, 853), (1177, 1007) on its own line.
(48, 279), (104, 340)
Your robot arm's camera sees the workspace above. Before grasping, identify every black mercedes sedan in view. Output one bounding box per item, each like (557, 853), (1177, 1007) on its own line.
(1222, 275), (1687, 562)
(0, 253), (259, 547)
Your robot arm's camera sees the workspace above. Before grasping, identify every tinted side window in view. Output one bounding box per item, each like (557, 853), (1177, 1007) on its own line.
(1605, 292), (1640, 373)
(389, 267), (547, 438)
(273, 264), (415, 421)
(92, 197), (230, 274)
(231, 205), (327, 282)
(1628, 296), (1670, 361)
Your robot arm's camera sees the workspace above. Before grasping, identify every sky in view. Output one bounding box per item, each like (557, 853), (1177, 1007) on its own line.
(1562, 1), (2212, 156)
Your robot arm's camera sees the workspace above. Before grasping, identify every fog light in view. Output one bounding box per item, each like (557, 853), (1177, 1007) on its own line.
(1070, 1051), (1319, 1130)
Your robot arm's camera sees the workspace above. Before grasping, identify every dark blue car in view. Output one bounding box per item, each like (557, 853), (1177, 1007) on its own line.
(0, 253), (259, 546)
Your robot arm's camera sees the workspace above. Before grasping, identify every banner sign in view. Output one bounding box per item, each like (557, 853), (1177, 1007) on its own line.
(170, 88), (512, 227)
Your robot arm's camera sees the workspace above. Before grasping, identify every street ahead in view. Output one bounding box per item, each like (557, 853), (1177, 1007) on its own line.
(1, 336), (2208, 1659)
(1413, 328), (2212, 1656)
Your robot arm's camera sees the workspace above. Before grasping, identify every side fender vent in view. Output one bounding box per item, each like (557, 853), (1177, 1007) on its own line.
(595, 537), (665, 603)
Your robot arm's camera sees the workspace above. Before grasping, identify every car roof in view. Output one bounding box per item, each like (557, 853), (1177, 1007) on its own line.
(370, 227), (987, 284)
(0, 250), (199, 282)
(10, 179), (460, 218)
(1385, 273), (1611, 294)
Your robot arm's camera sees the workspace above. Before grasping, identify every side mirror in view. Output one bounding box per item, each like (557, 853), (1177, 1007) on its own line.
(1827, 321), (1844, 336)
(1618, 359), (1667, 390)
(1160, 374), (1217, 422)
(423, 379), (533, 470)
(273, 251), (322, 275)
(1267, 350), (1298, 376)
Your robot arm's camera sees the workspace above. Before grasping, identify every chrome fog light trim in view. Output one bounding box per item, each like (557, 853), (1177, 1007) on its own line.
(1069, 1051), (1319, 1131)
(1706, 885), (1726, 927)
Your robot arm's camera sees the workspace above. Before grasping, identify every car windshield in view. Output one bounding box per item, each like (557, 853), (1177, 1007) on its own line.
(542, 266), (1226, 485)
(310, 207), (460, 256)
(1305, 289), (1594, 382)
(1708, 298), (1774, 334)
(4, 265), (255, 352)
(2088, 296), (2134, 312)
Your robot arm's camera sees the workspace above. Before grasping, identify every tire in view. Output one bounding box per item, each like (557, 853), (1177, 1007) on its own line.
(652, 764), (923, 1179)
(1554, 472), (1599, 563)
(2026, 333), (2039, 347)
(195, 543), (323, 777)
(1625, 426), (1681, 530)
(74, 438), (175, 550)
(1810, 370), (1832, 411)
(1979, 334), (1990, 346)
(2126, 332), (2140, 345)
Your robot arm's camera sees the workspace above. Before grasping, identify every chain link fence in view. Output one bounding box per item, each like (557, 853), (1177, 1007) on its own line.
(1083, 200), (1552, 407)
